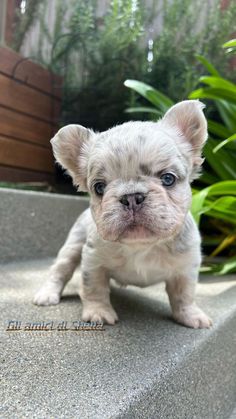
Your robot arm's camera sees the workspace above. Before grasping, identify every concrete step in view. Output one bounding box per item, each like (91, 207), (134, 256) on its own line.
(0, 188), (89, 263)
(0, 189), (236, 419)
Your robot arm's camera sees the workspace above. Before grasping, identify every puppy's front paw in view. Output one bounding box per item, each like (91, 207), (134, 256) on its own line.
(33, 286), (61, 306)
(82, 302), (118, 325)
(173, 305), (212, 329)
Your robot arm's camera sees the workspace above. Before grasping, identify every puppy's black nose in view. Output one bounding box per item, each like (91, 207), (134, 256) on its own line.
(119, 193), (146, 210)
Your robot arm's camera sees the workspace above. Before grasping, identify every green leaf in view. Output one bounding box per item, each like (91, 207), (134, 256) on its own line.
(189, 87), (236, 104)
(213, 133), (236, 153)
(199, 76), (236, 94)
(201, 196), (236, 224)
(216, 101), (236, 132)
(207, 119), (232, 139)
(203, 256), (236, 275)
(207, 208), (236, 224)
(191, 181), (236, 224)
(146, 90), (173, 112)
(125, 106), (162, 116)
(203, 139), (236, 180)
(191, 188), (210, 225)
(204, 181), (236, 197)
(195, 54), (220, 76)
(222, 39), (236, 49)
(124, 79), (174, 113)
(215, 256), (236, 275)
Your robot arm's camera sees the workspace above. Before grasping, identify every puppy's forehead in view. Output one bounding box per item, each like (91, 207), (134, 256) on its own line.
(88, 121), (187, 180)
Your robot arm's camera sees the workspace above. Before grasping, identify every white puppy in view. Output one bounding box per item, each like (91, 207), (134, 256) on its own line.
(34, 100), (212, 328)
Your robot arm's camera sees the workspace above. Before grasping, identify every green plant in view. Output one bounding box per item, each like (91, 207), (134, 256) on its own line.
(124, 43), (236, 274)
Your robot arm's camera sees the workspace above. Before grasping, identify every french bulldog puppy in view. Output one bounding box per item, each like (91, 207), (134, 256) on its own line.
(34, 100), (212, 328)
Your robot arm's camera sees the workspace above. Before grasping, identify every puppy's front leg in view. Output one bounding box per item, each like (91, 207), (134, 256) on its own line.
(79, 263), (118, 325)
(34, 216), (86, 306)
(166, 275), (212, 329)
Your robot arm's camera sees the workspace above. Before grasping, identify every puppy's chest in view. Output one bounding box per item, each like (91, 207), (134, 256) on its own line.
(108, 245), (179, 287)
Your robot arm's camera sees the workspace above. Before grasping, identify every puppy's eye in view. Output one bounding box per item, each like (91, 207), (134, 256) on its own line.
(94, 182), (106, 196)
(160, 173), (176, 187)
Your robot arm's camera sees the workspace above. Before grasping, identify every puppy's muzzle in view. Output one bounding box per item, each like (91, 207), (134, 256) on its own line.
(119, 193), (146, 211)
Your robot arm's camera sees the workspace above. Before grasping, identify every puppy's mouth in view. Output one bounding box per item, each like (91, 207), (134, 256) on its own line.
(118, 222), (155, 243)
(99, 205), (183, 243)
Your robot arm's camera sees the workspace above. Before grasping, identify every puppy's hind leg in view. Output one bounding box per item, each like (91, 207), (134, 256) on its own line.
(34, 211), (88, 306)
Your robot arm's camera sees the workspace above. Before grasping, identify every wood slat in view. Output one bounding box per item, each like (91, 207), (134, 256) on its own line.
(0, 73), (61, 123)
(4, 0), (16, 46)
(0, 135), (54, 173)
(0, 46), (62, 98)
(0, 106), (56, 147)
(0, 165), (54, 183)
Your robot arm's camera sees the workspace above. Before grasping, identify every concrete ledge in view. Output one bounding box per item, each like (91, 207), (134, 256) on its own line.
(0, 188), (89, 263)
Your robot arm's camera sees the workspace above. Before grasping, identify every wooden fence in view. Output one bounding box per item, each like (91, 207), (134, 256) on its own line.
(0, 46), (62, 183)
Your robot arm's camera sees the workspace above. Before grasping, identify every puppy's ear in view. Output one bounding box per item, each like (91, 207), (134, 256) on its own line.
(162, 100), (207, 173)
(51, 124), (94, 191)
